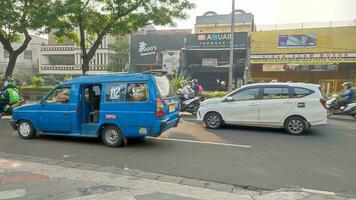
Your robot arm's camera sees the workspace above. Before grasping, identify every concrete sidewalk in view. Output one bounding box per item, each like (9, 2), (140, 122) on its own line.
(0, 152), (354, 200)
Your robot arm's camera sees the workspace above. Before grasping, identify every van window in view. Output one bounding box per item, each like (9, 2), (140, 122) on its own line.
(105, 83), (127, 102)
(127, 83), (148, 102)
(154, 75), (175, 98)
(291, 87), (314, 98)
(262, 87), (290, 99)
(45, 87), (71, 103)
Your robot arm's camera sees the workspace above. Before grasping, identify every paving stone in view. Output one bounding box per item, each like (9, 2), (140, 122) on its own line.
(180, 179), (207, 188)
(134, 172), (161, 180)
(56, 161), (80, 168)
(301, 193), (349, 200)
(135, 192), (200, 200)
(205, 182), (234, 193)
(94, 166), (118, 173)
(157, 175), (184, 184)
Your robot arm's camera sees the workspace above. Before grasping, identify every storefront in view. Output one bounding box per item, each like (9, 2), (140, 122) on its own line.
(182, 32), (249, 90)
(250, 26), (356, 94)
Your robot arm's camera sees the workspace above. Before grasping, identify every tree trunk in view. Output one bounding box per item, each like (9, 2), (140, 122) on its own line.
(81, 58), (90, 75)
(5, 53), (19, 77)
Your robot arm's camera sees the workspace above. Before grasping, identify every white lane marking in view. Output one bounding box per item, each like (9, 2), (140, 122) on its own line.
(301, 188), (336, 196)
(148, 137), (251, 148)
(0, 189), (26, 200)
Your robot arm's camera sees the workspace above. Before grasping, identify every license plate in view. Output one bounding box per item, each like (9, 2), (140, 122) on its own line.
(169, 103), (176, 113)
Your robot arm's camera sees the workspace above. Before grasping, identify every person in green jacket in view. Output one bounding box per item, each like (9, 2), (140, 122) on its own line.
(0, 78), (20, 114)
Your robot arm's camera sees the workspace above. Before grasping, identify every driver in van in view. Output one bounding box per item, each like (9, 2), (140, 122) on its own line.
(54, 90), (69, 103)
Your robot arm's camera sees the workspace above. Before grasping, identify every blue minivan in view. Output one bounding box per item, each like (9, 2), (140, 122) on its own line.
(11, 72), (180, 147)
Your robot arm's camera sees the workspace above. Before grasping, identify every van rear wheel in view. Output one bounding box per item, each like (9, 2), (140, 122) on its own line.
(101, 126), (124, 147)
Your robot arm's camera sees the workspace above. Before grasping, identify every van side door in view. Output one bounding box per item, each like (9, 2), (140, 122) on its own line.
(38, 86), (72, 133)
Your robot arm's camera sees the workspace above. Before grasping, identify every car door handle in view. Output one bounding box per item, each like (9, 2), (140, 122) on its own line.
(284, 101), (294, 104)
(250, 103), (258, 106)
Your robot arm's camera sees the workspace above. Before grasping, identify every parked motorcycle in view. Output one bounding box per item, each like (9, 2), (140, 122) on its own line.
(326, 94), (356, 119)
(177, 92), (204, 115)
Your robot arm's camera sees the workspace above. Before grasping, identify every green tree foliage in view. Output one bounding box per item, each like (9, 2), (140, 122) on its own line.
(31, 75), (44, 87)
(107, 40), (129, 72)
(52, 0), (195, 74)
(0, 0), (53, 77)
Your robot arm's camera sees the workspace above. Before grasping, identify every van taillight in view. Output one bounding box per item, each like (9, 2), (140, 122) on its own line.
(156, 98), (165, 117)
(320, 98), (327, 109)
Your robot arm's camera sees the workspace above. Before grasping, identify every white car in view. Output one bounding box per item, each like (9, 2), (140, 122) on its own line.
(197, 83), (327, 135)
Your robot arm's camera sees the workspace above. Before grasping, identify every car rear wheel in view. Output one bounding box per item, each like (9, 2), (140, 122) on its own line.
(204, 112), (223, 129)
(284, 116), (307, 136)
(17, 120), (36, 139)
(101, 125), (124, 147)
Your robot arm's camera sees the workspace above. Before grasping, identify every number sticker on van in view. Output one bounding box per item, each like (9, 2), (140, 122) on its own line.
(105, 114), (117, 119)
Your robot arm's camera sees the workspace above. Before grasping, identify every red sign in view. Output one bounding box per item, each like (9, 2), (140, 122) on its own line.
(105, 114), (117, 119)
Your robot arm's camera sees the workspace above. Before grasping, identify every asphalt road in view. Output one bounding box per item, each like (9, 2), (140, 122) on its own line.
(0, 116), (356, 196)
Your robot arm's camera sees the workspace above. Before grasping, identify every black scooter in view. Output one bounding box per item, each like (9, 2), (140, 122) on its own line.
(177, 92), (205, 115)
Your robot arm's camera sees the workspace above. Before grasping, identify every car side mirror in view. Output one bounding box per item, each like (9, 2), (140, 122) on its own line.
(225, 96), (234, 102)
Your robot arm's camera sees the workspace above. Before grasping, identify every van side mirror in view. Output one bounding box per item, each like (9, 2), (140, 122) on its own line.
(225, 96), (234, 102)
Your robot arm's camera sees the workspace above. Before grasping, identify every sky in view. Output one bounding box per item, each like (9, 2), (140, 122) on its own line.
(163, 0), (356, 29)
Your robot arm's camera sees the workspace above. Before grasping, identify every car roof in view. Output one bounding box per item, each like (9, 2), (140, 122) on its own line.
(62, 73), (151, 85)
(243, 82), (320, 90)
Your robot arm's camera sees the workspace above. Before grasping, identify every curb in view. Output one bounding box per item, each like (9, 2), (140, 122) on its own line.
(0, 152), (264, 195)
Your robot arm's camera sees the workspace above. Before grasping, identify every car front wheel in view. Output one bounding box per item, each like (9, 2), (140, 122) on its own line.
(284, 116), (307, 135)
(204, 112), (223, 129)
(17, 120), (36, 139)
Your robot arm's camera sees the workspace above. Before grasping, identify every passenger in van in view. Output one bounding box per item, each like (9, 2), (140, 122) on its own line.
(127, 83), (147, 102)
(54, 90), (69, 103)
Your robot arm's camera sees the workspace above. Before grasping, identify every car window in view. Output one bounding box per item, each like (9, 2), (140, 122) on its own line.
(154, 75), (175, 98)
(291, 87), (314, 98)
(230, 88), (259, 101)
(105, 83), (127, 102)
(44, 87), (71, 104)
(127, 83), (148, 102)
(262, 87), (290, 99)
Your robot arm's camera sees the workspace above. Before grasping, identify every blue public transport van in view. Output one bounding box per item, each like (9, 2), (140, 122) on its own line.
(10, 72), (180, 147)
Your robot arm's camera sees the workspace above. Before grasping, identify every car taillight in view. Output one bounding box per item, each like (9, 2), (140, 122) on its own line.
(320, 98), (327, 109)
(156, 98), (164, 117)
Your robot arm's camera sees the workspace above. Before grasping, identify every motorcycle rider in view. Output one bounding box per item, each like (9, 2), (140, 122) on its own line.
(179, 80), (195, 100)
(191, 79), (203, 95)
(337, 82), (354, 108)
(0, 78), (21, 114)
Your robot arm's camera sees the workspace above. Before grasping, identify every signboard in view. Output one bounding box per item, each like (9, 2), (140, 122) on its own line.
(250, 53), (356, 64)
(185, 32), (248, 49)
(130, 34), (186, 65)
(278, 34), (317, 48)
(162, 51), (181, 74)
(202, 58), (218, 67)
(262, 63), (339, 72)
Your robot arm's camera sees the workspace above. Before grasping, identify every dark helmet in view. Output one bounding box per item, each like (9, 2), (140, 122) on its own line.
(342, 82), (352, 89)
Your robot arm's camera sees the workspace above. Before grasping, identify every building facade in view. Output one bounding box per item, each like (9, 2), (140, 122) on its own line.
(250, 26), (356, 93)
(0, 36), (48, 76)
(39, 33), (127, 76)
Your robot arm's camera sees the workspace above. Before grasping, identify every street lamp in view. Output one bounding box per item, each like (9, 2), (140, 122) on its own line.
(228, 0), (235, 91)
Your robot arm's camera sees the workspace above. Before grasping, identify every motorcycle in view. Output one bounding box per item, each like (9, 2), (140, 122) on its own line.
(326, 94), (356, 119)
(0, 99), (27, 118)
(177, 91), (205, 115)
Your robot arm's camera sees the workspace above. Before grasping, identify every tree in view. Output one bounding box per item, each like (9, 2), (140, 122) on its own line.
(0, 0), (52, 77)
(107, 40), (129, 72)
(53, 0), (195, 74)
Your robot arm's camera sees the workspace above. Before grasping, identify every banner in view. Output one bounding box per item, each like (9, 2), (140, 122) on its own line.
(162, 51), (181, 75)
(263, 64), (339, 72)
(250, 53), (356, 64)
(185, 32), (248, 49)
(278, 34), (317, 48)
(202, 58), (218, 67)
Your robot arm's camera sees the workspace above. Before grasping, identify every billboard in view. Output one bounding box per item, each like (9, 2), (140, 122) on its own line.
(185, 32), (248, 49)
(278, 34), (317, 48)
(262, 63), (339, 72)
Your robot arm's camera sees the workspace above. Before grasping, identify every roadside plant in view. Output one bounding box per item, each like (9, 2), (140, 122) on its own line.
(31, 75), (44, 88)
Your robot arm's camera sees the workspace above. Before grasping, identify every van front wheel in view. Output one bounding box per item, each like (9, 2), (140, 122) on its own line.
(102, 126), (124, 147)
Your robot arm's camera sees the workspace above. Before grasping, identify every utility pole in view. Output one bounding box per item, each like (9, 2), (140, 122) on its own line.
(228, 0), (235, 91)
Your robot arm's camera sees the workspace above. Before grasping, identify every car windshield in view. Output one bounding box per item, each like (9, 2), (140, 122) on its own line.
(154, 75), (175, 98)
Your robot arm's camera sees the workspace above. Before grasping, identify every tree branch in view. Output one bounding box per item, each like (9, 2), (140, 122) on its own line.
(14, 29), (31, 55)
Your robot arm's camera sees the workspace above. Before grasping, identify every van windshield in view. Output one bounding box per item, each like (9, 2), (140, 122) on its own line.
(154, 75), (175, 98)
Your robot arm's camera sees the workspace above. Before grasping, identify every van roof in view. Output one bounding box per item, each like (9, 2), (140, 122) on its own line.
(62, 73), (151, 85)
